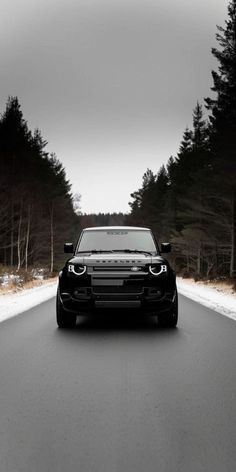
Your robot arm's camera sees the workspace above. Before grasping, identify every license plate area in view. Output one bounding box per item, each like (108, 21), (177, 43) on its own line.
(91, 277), (143, 295)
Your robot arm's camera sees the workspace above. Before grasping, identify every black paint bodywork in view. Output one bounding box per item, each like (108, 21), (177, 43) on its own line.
(57, 227), (177, 316)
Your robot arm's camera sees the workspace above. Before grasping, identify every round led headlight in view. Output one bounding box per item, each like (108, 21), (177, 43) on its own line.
(149, 264), (167, 276)
(68, 264), (86, 276)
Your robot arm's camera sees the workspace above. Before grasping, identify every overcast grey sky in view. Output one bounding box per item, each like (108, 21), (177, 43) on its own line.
(0, 0), (228, 213)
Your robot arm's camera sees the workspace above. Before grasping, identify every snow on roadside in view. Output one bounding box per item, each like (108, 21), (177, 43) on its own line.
(177, 277), (236, 321)
(0, 276), (236, 325)
(0, 280), (57, 324)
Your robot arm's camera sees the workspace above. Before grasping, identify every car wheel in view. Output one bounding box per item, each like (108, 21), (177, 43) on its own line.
(158, 294), (178, 328)
(56, 290), (77, 328)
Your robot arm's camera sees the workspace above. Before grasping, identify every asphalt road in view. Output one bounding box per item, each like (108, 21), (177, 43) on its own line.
(0, 295), (236, 472)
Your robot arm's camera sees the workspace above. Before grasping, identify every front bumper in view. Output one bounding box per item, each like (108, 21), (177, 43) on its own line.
(59, 286), (177, 315)
(58, 264), (176, 315)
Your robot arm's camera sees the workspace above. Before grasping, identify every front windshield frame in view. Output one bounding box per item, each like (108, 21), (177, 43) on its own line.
(75, 229), (159, 255)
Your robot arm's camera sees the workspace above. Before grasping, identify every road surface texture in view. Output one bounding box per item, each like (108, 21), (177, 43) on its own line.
(0, 295), (236, 472)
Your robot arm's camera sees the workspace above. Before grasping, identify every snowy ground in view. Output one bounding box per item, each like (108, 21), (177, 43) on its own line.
(0, 281), (57, 324)
(0, 277), (235, 324)
(177, 277), (236, 321)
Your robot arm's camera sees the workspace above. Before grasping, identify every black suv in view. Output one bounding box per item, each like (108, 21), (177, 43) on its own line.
(56, 226), (178, 328)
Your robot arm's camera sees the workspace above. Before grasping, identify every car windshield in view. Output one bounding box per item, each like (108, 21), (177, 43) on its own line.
(76, 229), (157, 254)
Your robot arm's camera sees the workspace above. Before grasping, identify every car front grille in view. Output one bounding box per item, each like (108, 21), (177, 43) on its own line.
(92, 266), (146, 272)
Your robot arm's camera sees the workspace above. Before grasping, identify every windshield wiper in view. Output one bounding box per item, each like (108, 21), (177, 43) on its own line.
(112, 249), (153, 255)
(76, 250), (114, 254)
(76, 249), (153, 255)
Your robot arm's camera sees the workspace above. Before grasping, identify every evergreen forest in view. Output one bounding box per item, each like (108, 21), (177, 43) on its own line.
(0, 97), (79, 274)
(0, 0), (235, 283)
(126, 0), (236, 280)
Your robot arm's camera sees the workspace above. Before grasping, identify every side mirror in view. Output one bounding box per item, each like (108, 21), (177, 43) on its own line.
(64, 243), (74, 253)
(160, 242), (171, 253)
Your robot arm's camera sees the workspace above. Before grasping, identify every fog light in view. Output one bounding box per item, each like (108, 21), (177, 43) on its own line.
(61, 292), (71, 300)
(74, 288), (87, 298)
(149, 288), (162, 297)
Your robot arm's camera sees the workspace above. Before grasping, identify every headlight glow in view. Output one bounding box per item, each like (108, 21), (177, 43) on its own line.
(149, 264), (167, 276)
(68, 264), (86, 276)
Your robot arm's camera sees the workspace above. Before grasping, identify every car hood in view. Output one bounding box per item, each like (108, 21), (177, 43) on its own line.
(68, 253), (167, 266)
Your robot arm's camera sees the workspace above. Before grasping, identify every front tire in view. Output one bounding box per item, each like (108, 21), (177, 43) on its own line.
(158, 293), (178, 328)
(56, 290), (77, 328)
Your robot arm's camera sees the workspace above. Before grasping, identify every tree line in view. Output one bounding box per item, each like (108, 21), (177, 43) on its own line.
(79, 213), (125, 229)
(126, 0), (236, 279)
(0, 97), (79, 273)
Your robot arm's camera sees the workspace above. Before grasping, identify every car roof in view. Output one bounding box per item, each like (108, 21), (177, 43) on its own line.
(83, 226), (151, 231)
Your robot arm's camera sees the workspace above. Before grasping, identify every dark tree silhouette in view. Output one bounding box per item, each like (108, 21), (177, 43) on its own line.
(127, 1), (236, 280)
(205, 0), (236, 277)
(0, 97), (80, 272)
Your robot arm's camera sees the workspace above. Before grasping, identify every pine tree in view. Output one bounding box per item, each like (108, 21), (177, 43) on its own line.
(166, 104), (211, 276)
(0, 97), (79, 271)
(192, 102), (209, 151)
(177, 127), (193, 156)
(205, 0), (236, 277)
